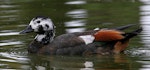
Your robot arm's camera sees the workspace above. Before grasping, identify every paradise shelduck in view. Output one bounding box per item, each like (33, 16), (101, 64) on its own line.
(20, 16), (142, 55)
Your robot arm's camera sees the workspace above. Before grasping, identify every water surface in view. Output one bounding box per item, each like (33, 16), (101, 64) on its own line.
(0, 0), (150, 70)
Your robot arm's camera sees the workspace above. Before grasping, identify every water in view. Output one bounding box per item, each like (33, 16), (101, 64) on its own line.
(0, 0), (150, 70)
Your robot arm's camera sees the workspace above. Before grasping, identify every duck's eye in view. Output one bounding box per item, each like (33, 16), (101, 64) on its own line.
(37, 21), (41, 23)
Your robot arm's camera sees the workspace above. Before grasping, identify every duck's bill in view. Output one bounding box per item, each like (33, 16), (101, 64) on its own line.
(20, 25), (34, 34)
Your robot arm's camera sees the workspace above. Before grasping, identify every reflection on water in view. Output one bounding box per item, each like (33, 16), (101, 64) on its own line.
(0, 32), (19, 36)
(81, 61), (94, 70)
(0, 0), (149, 70)
(0, 41), (22, 46)
(65, 20), (86, 33)
(65, 0), (87, 33)
(84, 61), (94, 68)
(140, 0), (150, 50)
(65, 27), (86, 33)
(0, 5), (19, 8)
(65, 0), (86, 5)
(138, 0), (150, 70)
(25, 54), (143, 70)
(65, 20), (86, 27)
(66, 9), (87, 18)
(0, 52), (28, 63)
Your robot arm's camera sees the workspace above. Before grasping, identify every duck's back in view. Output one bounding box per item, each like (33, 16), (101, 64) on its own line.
(51, 30), (96, 46)
(48, 30), (101, 55)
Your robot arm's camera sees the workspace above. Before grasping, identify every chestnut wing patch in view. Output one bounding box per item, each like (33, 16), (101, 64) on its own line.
(94, 30), (124, 41)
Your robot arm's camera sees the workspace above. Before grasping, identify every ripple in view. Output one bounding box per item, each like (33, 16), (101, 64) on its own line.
(0, 32), (19, 36)
(140, 0), (150, 49)
(66, 9), (87, 18)
(66, 28), (86, 33)
(0, 15), (18, 18)
(65, 20), (86, 27)
(0, 5), (19, 8)
(35, 66), (46, 70)
(65, 0), (86, 5)
(140, 16), (150, 22)
(140, 11), (150, 15)
(84, 61), (94, 68)
(1, 69), (19, 70)
(0, 41), (22, 46)
(0, 10), (19, 14)
(140, 0), (150, 4)
(0, 52), (29, 63)
(0, 59), (17, 63)
(140, 5), (150, 11)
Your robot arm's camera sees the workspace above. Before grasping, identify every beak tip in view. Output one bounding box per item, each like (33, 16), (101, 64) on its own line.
(19, 31), (25, 34)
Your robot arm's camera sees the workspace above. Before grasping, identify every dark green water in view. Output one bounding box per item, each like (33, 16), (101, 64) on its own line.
(0, 0), (150, 70)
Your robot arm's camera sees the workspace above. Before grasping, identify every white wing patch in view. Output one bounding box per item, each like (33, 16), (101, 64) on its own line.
(79, 35), (95, 45)
(94, 27), (100, 30)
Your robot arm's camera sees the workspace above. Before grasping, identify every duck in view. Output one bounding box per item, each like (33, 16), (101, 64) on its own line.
(20, 16), (142, 55)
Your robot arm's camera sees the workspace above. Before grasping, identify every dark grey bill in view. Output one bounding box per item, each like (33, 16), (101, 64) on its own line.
(20, 25), (34, 34)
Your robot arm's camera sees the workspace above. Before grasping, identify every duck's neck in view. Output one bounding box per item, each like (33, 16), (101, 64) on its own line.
(28, 30), (55, 53)
(35, 30), (55, 45)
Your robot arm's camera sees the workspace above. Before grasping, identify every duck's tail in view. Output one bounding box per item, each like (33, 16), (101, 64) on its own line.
(113, 24), (136, 30)
(113, 27), (142, 54)
(121, 27), (142, 42)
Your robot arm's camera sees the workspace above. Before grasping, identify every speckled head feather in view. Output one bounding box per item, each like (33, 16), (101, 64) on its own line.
(29, 16), (55, 34)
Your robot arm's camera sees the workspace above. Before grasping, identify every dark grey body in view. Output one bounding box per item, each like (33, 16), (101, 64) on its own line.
(27, 24), (142, 55)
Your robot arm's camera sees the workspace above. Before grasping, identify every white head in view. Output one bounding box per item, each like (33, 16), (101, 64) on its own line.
(20, 16), (56, 44)
(20, 16), (55, 34)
